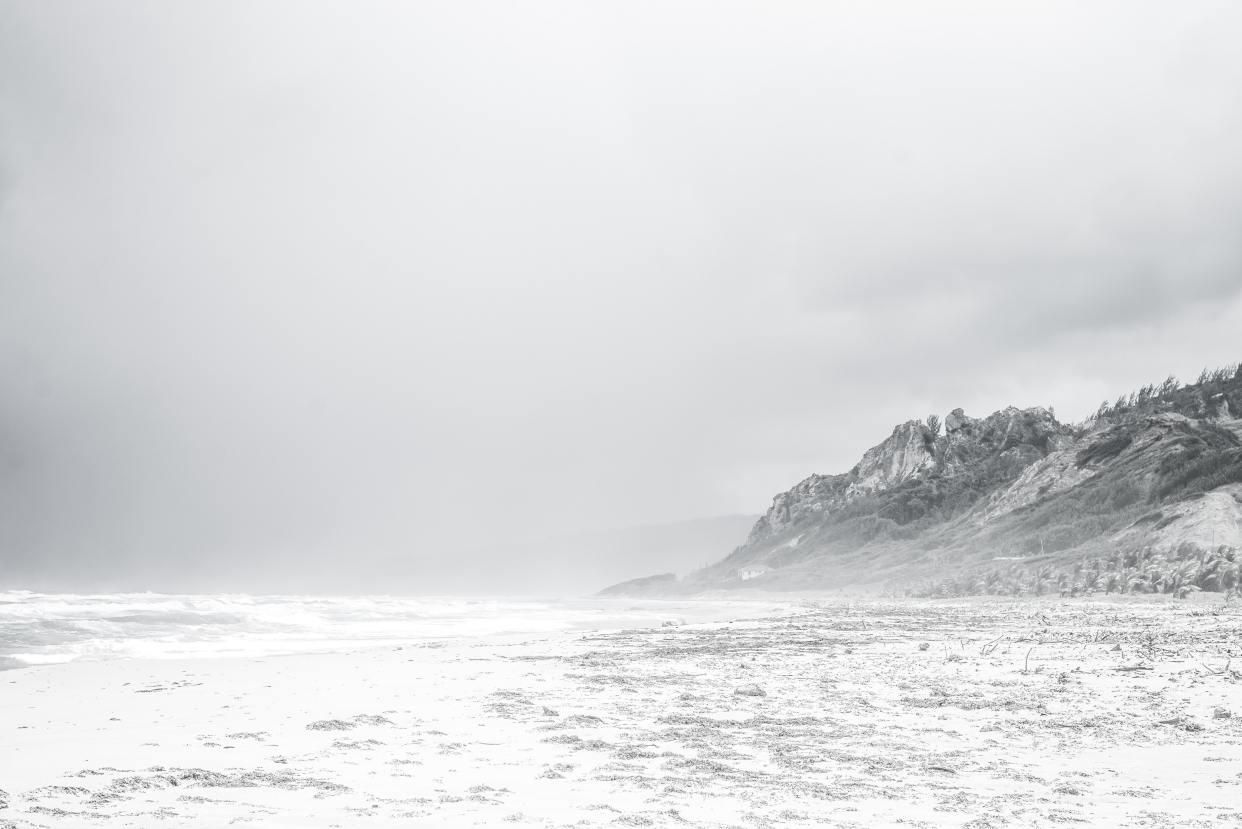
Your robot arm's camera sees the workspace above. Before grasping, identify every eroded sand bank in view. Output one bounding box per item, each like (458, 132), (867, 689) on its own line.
(2, 597), (1240, 827)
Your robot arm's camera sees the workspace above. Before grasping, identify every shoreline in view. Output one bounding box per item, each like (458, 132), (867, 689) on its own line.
(0, 593), (798, 671)
(2, 597), (1240, 826)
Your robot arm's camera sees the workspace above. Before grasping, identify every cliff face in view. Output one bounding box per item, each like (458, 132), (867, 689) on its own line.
(743, 405), (1070, 553)
(852, 420), (938, 494)
(689, 366), (1242, 593)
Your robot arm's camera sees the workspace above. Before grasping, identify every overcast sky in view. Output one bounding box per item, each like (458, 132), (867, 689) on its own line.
(2, 2), (1241, 589)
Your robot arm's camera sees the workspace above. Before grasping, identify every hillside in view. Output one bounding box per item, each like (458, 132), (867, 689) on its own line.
(606, 363), (1242, 597)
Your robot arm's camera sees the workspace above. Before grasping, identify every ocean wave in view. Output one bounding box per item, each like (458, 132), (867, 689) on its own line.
(0, 590), (782, 667)
(0, 591), (679, 665)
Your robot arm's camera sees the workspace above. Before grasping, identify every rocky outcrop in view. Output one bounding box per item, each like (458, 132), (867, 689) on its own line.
(689, 364), (1242, 592)
(849, 421), (936, 495)
(745, 473), (848, 546)
(742, 405), (1069, 554)
(979, 445), (1095, 524)
(944, 408), (971, 434)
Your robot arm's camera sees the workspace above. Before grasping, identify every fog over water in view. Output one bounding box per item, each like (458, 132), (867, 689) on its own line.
(2, 2), (1242, 591)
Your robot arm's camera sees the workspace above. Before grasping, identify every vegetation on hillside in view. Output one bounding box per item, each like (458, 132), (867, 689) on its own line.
(901, 361), (1242, 598)
(908, 542), (1241, 599)
(760, 408), (1066, 571)
(1088, 362), (1242, 424)
(733, 361), (1242, 596)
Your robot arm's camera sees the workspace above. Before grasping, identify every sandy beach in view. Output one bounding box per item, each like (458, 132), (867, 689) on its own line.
(2, 596), (1241, 827)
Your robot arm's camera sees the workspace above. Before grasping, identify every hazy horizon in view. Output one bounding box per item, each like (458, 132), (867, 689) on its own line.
(3, 2), (1242, 591)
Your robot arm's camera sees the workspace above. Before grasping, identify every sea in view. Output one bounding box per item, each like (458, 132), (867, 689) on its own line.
(0, 590), (778, 669)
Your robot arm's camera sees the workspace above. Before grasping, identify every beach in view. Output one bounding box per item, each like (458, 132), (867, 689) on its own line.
(2, 595), (1241, 827)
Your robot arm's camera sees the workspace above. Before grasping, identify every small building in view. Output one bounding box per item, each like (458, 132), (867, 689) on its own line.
(738, 565), (769, 581)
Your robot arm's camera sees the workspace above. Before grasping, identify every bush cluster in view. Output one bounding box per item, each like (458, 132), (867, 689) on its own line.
(908, 543), (1241, 599)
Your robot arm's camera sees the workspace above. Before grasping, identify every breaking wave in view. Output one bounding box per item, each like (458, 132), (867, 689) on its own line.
(0, 590), (705, 667)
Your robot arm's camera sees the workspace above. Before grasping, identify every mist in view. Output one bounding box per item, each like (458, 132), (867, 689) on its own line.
(2, 1), (1242, 592)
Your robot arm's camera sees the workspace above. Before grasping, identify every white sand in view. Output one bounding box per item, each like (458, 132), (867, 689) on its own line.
(2, 596), (1241, 827)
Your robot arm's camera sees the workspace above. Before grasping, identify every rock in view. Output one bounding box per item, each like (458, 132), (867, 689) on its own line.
(689, 365), (1242, 596)
(850, 421), (938, 495)
(306, 719), (355, 731)
(918, 642), (930, 651)
(541, 706), (559, 717)
(730, 405), (1072, 561)
(1212, 707), (1232, 719)
(734, 683), (767, 697)
(944, 408), (971, 433)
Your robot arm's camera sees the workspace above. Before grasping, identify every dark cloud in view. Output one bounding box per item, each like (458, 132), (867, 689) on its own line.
(2, 2), (1241, 591)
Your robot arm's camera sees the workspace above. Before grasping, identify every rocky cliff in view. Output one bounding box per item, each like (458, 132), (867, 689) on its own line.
(605, 362), (1242, 596)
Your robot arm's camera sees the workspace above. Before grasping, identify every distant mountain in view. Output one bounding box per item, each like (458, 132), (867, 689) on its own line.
(453, 514), (758, 596)
(605, 363), (1242, 597)
(597, 572), (679, 597)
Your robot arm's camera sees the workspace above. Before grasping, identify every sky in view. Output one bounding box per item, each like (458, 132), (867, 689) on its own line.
(2, 1), (1241, 590)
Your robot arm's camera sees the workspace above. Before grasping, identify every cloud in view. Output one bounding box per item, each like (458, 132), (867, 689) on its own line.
(2, 1), (1241, 590)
